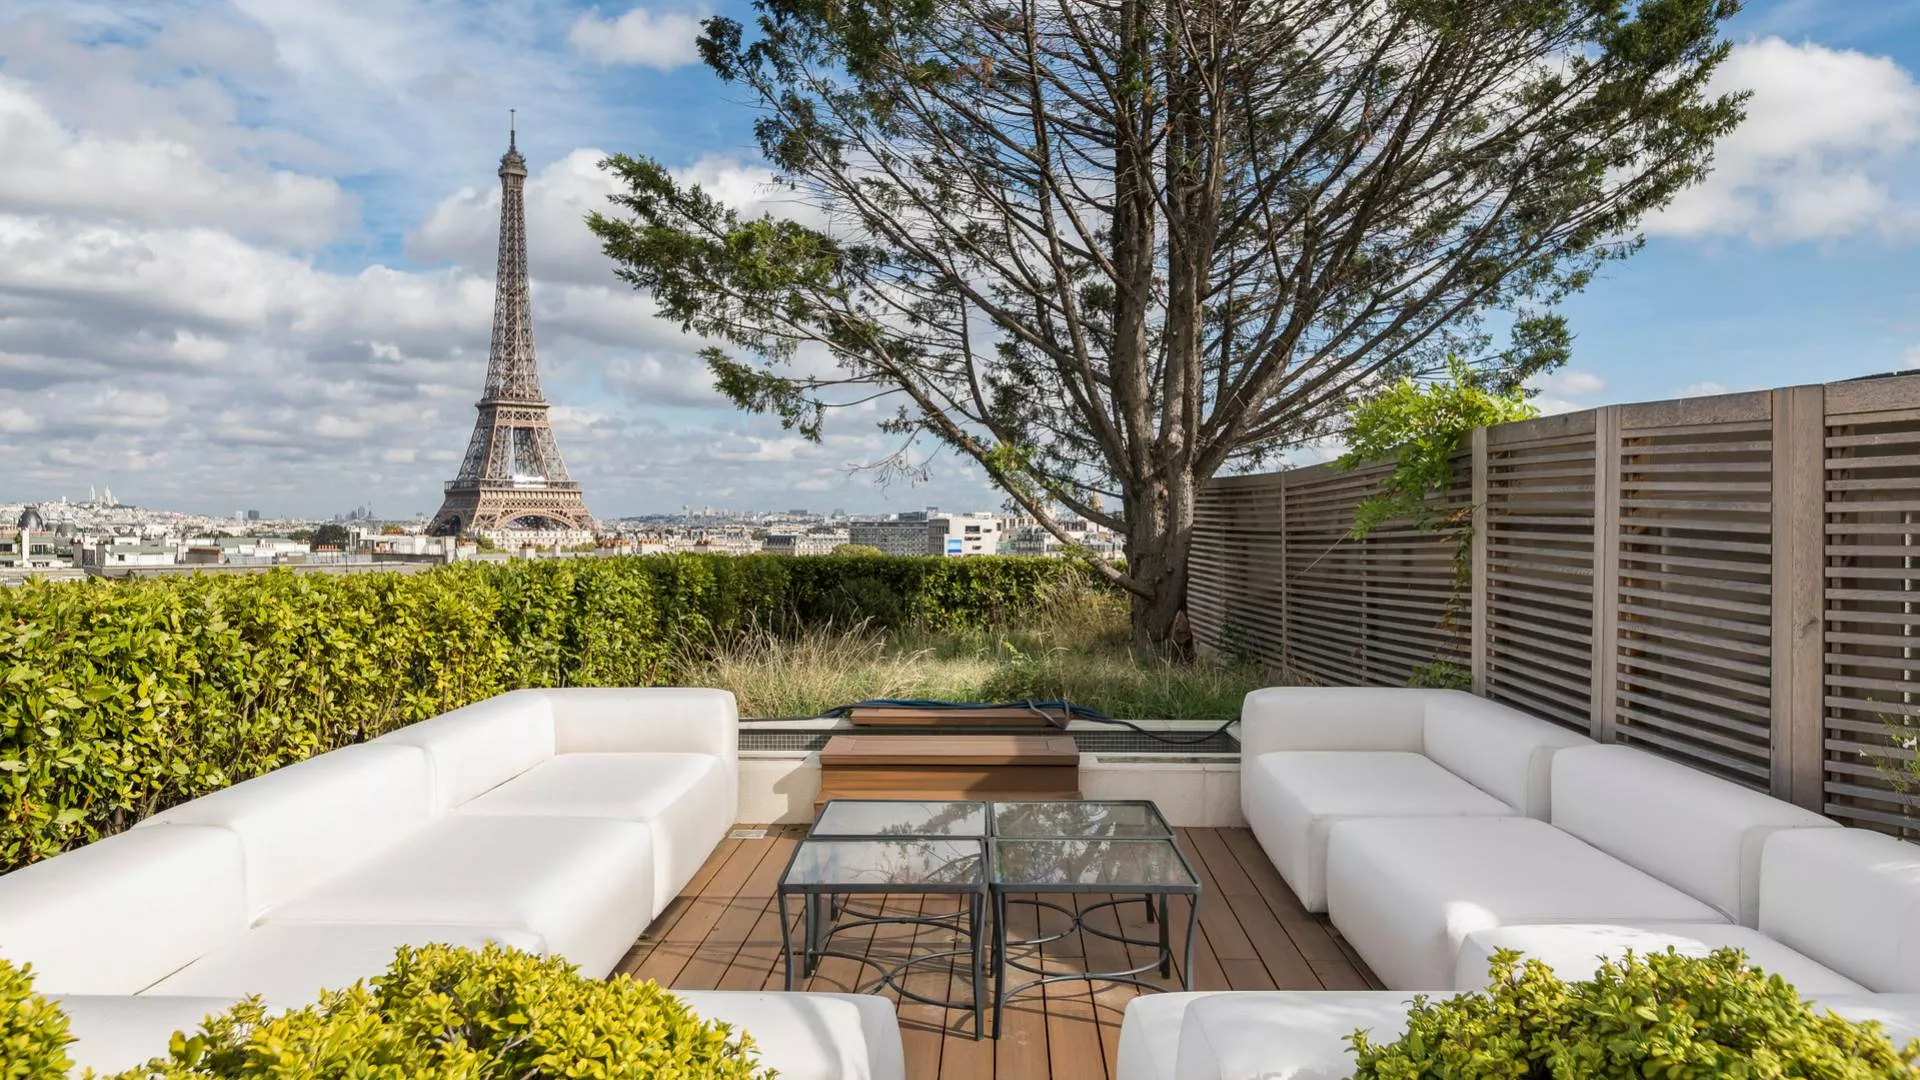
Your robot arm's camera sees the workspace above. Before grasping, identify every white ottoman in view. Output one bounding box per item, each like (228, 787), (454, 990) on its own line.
(1176, 991), (1440, 1080)
(675, 990), (905, 1080)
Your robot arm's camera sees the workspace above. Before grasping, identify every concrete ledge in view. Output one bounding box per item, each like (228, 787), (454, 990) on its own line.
(737, 749), (1245, 827)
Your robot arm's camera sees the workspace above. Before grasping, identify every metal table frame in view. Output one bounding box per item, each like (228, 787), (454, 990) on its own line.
(987, 834), (1201, 1039)
(778, 801), (991, 1038)
(775, 798), (1202, 1042)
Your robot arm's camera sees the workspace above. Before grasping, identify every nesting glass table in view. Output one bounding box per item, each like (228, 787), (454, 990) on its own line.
(776, 798), (1201, 1039)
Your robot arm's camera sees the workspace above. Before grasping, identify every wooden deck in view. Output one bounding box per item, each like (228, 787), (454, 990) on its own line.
(614, 826), (1380, 1080)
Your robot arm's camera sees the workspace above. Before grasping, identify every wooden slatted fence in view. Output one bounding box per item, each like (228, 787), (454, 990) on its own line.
(1189, 373), (1920, 838)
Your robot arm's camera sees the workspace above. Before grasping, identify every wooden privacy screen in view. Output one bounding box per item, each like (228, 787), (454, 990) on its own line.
(1191, 458), (1467, 687)
(1190, 374), (1920, 837)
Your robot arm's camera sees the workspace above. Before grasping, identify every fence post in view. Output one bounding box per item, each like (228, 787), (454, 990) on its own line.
(1470, 426), (1490, 695)
(1590, 406), (1621, 743)
(1771, 385), (1826, 811)
(1278, 469), (1290, 671)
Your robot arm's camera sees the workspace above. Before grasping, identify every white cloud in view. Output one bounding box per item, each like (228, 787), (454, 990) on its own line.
(1526, 368), (1607, 415)
(1677, 381), (1731, 398)
(1905, 345), (1920, 369)
(1537, 369), (1606, 397)
(0, 406), (41, 434)
(1650, 37), (1920, 243)
(568, 7), (705, 71)
(0, 78), (352, 247)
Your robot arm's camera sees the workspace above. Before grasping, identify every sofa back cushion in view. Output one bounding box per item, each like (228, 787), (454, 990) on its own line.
(1550, 746), (1835, 924)
(544, 688), (737, 758)
(373, 690), (556, 812)
(1420, 692), (1590, 817)
(1759, 827), (1920, 992)
(0, 825), (246, 993)
(1237, 687), (1432, 759)
(137, 743), (433, 918)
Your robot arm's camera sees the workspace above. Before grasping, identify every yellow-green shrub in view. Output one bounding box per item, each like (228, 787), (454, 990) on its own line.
(103, 944), (767, 1078)
(0, 958), (73, 1079)
(1350, 948), (1920, 1079)
(0, 554), (1084, 869)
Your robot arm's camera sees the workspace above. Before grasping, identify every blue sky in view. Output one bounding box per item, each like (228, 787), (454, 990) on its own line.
(0, 0), (1916, 518)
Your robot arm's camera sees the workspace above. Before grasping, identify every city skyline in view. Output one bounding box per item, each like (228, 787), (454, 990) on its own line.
(0, 1), (1917, 518)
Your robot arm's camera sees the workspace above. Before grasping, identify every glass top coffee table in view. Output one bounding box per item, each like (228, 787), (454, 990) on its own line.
(984, 801), (1199, 1037)
(779, 798), (1199, 1040)
(779, 801), (990, 1036)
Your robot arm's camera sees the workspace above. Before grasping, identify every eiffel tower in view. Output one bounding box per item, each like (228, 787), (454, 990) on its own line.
(429, 117), (594, 538)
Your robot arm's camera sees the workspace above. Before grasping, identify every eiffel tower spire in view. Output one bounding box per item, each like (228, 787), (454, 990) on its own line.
(429, 118), (594, 539)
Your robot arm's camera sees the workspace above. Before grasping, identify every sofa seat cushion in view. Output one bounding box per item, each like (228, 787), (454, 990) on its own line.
(1454, 923), (1866, 995)
(1175, 991), (1441, 1080)
(1245, 751), (1515, 913)
(1811, 994), (1920, 1047)
(264, 815), (652, 978)
(1325, 816), (1726, 991)
(454, 752), (730, 915)
(1116, 992), (1225, 1080)
(54, 995), (250, 1075)
(146, 922), (548, 1006)
(674, 990), (905, 1080)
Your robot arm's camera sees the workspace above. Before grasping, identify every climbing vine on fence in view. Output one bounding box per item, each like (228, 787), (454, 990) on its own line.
(0, 554), (1082, 869)
(1338, 357), (1539, 541)
(1337, 358), (1539, 665)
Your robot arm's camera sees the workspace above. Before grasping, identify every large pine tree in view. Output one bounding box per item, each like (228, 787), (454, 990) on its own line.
(591, 0), (1745, 648)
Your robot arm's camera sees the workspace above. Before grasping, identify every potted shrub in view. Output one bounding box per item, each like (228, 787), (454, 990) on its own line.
(4, 945), (771, 1078)
(1351, 947), (1919, 1079)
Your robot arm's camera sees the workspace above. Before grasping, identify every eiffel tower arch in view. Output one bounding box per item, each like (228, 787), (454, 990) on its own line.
(430, 119), (595, 540)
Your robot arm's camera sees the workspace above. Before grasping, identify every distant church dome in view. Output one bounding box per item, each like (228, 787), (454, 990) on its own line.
(16, 505), (45, 531)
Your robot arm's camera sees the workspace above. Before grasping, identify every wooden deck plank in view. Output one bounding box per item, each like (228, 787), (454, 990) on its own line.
(937, 888), (996, 1076)
(636, 827), (1374, 1080)
(629, 836), (770, 988)
(1075, 893), (1141, 1078)
(615, 832), (743, 979)
(1216, 827), (1381, 989)
(896, 890), (951, 1080)
(994, 890), (1051, 1079)
(1038, 892), (1107, 1080)
(1172, 828), (1270, 992)
(672, 828), (793, 989)
(715, 827), (802, 991)
(1183, 828), (1322, 989)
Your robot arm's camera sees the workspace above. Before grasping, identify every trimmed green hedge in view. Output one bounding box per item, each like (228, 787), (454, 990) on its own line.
(0, 554), (1080, 869)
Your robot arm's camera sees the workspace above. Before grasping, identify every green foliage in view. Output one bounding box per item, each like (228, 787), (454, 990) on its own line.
(678, 576), (1276, 723)
(1860, 702), (1920, 831)
(1407, 660), (1471, 691)
(831, 544), (885, 557)
(1350, 948), (1920, 1080)
(1339, 358), (1539, 540)
(0, 554), (1082, 869)
(0, 959), (74, 1080)
(113, 944), (769, 1079)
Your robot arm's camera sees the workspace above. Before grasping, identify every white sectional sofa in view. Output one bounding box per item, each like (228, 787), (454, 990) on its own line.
(1239, 688), (1592, 913)
(1112, 686), (1920, 1080)
(1332, 743), (1836, 990)
(0, 688), (904, 1080)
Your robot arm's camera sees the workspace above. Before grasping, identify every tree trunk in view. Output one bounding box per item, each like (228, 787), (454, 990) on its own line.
(1126, 478), (1196, 656)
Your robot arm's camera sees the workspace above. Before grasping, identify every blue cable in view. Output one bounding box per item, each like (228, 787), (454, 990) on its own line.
(816, 697), (1237, 746)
